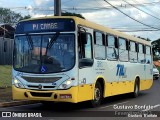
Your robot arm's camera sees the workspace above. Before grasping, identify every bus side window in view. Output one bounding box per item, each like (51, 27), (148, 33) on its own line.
(119, 38), (128, 62)
(138, 44), (145, 64)
(106, 35), (118, 60)
(78, 32), (84, 59)
(94, 32), (103, 45)
(129, 41), (137, 63)
(146, 46), (152, 64)
(94, 31), (106, 60)
(79, 33), (93, 68)
(84, 34), (92, 59)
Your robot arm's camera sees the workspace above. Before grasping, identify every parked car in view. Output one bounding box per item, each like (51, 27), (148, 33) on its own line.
(153, 65), (159, 80)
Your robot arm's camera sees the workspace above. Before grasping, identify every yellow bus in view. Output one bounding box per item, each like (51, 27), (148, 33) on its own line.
(12, 16), (153, 107)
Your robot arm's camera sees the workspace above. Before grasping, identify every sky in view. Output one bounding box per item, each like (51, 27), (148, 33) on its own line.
(0, 0), (160, 41)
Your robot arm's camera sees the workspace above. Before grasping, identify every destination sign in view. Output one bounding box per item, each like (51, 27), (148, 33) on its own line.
(24, 22), (64, 32)
(15, 18), (75, 34)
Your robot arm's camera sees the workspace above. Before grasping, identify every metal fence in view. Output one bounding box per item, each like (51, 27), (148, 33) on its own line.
(0, 37), (13, 65)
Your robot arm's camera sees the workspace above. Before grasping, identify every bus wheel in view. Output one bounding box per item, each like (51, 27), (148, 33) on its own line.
(91, 81), (103, 107)
(133, 79), (139, 98)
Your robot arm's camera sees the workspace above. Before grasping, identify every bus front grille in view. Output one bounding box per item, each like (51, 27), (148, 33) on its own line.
(27, 85), (55, 89)
(30, 92), (52, 97)
(22, 76), (62, 83)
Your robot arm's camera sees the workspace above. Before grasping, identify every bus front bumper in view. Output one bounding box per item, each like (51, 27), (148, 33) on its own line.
(12, 85), (78, 103)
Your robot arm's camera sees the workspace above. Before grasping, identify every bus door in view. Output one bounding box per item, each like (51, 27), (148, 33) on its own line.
(77, 27), (94, 102)
(138, 44), (146, 81)
(145, 46), (152, 80)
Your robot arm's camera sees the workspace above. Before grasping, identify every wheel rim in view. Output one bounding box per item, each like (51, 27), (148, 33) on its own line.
(94, 87), (101, 102)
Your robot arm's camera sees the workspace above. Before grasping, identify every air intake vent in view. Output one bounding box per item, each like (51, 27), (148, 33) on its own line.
(22, 76), (61, 83)
(30, 92), (52, 97)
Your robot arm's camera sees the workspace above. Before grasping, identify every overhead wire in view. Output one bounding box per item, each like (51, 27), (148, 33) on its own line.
(4, 0), (160, 31)
(118, 29), (160, 32)
(63, 0), (74, 5)
(6, 1), (159, 11)
(121, 0), (160, 21)
(62, 1), (160, 11)
(131, 0), (160, 17)
(103, 0), (160, 31)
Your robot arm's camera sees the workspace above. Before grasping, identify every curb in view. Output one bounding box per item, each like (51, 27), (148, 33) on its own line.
(0, 101), (39, 108)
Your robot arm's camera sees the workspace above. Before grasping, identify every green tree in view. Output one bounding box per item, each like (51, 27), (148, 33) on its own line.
(0, 7), (31, 25)
(152, 39), (160, 58)
(20, 15), (31, 20)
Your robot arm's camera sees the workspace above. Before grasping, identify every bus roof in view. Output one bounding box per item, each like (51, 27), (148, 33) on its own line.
(20, 16), (151, 45)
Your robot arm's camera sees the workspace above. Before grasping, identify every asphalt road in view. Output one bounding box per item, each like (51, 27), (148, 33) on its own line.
(0, 78), (160, 120)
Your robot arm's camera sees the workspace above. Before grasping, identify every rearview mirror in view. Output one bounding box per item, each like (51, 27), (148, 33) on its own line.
(79, 58), (93, 68)
(81, 32), (87, 44)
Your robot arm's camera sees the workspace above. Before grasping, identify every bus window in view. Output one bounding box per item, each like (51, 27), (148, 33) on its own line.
(106, 35), (118, 60)
(129, 41), (137, 63)
(146, 46), (152, 64)
(84, 34), (92, 59)
(107, 35), (115, 47)
(94, 32), (106, 60)
(138, 44), (145, 64)
(79, 33), (93, 67)
(139, 44), (143, 53)
(119, 38), (128, 62)
(94, 32), (103, 45)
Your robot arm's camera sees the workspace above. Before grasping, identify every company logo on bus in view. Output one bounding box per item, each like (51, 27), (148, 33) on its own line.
(38, 84), (42, 89)
(116, 64), (127, 78)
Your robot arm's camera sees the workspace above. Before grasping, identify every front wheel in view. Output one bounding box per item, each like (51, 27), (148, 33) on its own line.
(90, 82), (103, 107)
(155, 77), (159, 80)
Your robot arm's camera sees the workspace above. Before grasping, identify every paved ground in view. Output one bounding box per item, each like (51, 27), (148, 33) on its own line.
(0, 78), (159, 120)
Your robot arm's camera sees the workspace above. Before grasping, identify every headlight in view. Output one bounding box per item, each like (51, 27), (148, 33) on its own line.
(13, 79), (25, 89)
(58, 80), (72, 89)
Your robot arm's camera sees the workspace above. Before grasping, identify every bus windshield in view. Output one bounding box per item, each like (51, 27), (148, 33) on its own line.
(13, 33), (75, 73)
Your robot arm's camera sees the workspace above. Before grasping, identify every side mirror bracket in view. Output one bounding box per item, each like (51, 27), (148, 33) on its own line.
(78, 26), (87, 44)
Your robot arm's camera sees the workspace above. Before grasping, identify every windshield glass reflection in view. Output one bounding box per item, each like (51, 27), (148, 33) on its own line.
(14, 34), (75, 73)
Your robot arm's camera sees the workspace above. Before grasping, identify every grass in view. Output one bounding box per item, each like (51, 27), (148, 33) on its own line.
(0, 65), (12, 88)
(157, 67), (160, 73)
(0, 87), (12, 102)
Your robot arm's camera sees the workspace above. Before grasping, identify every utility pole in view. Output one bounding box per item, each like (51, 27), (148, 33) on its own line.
(54, 0), (61, 16)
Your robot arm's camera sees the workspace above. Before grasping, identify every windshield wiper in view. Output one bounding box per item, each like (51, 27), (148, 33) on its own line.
(26, 34), (33, 50)
(47, 32), (60, 50)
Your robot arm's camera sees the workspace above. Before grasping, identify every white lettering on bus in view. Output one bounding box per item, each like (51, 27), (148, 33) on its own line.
(32, 24), (39, 30)
(40, 23), (58, 30)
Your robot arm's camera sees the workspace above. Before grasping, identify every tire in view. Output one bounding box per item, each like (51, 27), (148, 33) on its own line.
(132, 80), (139, 98)
(90, 81), (103, 107)
(156, 77), (159, 80)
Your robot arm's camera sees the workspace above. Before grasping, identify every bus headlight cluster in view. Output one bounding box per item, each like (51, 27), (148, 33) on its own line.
(58, 80), (72, 89)
(14, 79), (25, 89)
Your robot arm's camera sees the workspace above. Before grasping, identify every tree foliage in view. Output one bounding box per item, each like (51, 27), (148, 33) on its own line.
(20, 15), (31, 20)
(152, 39), (160, 57)
(0, 7), (31, 25)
